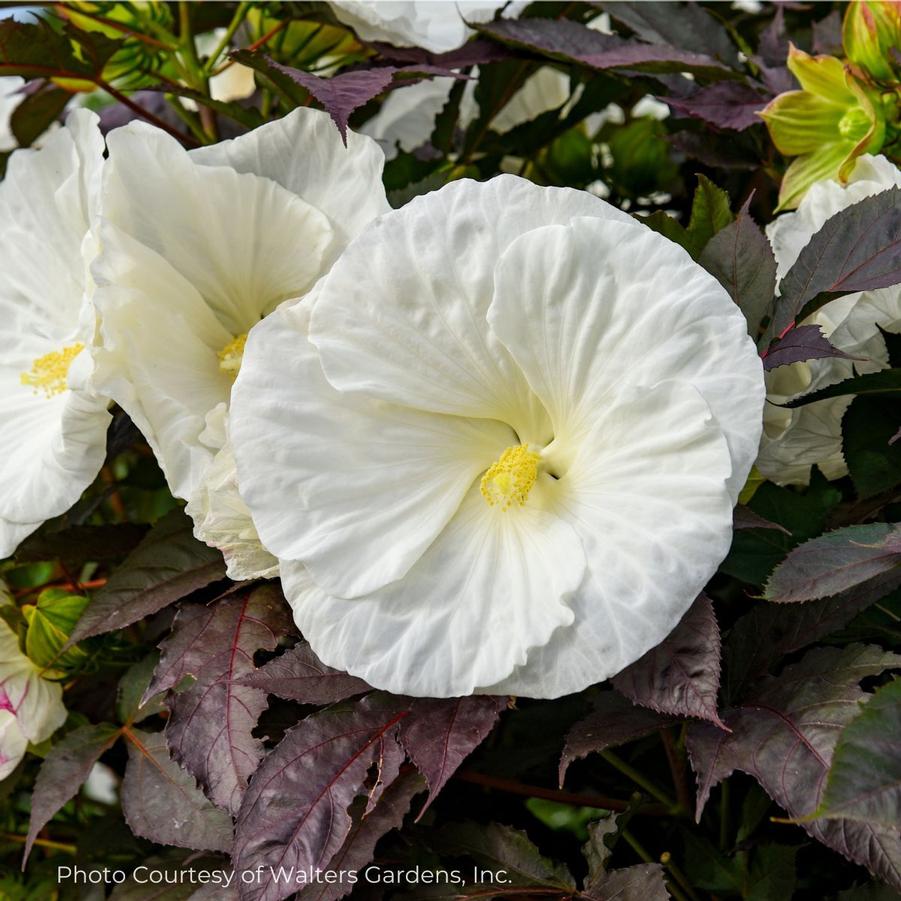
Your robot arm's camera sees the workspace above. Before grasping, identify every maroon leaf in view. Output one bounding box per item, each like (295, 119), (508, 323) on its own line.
(771, 188), (901, 338)
(764, 523), (901, 603)
(148, 585), (291, 816)
(69, 509), (226, 644)
(475, 17), (733, 78)
(666, 82), (767, 130)
(613, 594), (726, 728)
(560, 691), (673, 786)
(121, 728), (233, 853)
(762, 324), (855, 371)
(699, 196), (777, 336)
(583, 863), (670, 901)
(238, 641), (370, 706)
(25, 723), (121, 863)
(233, 694), (408, 901)
(398, 696), (506, 817)
(733, 506), (790, 533)
(687, 644), (901, 890)
(370, 37), (513, 69)
(297, 769), (426, 901)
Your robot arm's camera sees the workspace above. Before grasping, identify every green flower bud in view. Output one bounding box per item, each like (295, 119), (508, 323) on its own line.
(843, 0), (901, 83)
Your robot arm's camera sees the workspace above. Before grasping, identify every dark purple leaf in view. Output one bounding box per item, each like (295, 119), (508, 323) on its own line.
(121, 728), (233, 853)
(25, 723), (121, 862)
(613, 594), (726, 728)
(238, 640), (370, 706)
(733, 506), (790, 533)
(149, 585), (291, 816)
(297, 770), (426, 901)
(233, 694), (408, 901)
(560, 691), (673, 785)
(771, 188), (901, 338)
(699, 196), (777, 336)
(10, 82), (69, 147)
(583, 863), (670, 901)
(762, 325), (855, 371)
(668, 130), (759, 171)
(687, 644), (901, 890)
(399, 696), (506, 816)
(666, 82), (767, 130)
(764, 523), (901, 603)
(109, 852), (236, 900)
(475, 18), (733, 78)
(753, 6), (794, 95)
(370, 37), (513, 69)
(819, 677), (901, 827)
(812, 10), (843, 55)
(69, 509), (226, 644)
(15, 522), (148, 568)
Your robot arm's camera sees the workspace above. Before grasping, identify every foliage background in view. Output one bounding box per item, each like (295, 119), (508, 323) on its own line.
(1, 1), (900, 900)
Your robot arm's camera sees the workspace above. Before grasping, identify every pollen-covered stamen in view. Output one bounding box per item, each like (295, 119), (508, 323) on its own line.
(218, 333), (248, 380)
(20, 343), (84, 398)
(480, 445), (540, 510)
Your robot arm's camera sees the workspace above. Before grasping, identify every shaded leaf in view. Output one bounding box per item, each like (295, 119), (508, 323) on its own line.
(117, 653), (166, 725)
(121, 728), (232, 853)
(10, 83), (69, 147)
(15, 522), (148, 568)
(25, 723), (121, 862)
(613, 594), (725, 727)
(845, 395), (901, 499)
(583, 863), (670, 901)
(475, 18), (733, 78)
(666, 82), (767, 130)
(786, 367), (901, 407)
(699, 197), (777, 336)
(233, 694), (408, 901)
(819, 677), (901, 827)
(764, 523), (901, 603)
(733, 506), (789, 533)
(399, 696), (505, 816)
(560, 691), (673, 785)
(297, 770), (426, 901)
(109, 852), (235, 900)
(771, 188), (901, 338)
(238, 640), (370, 706)
(762, 324), (854, 371)
(687, 644), (901, 890)
(0, 19), (118, 81)
(151, 585), (291, 815)
(434, 821), (576, 892)
(70, 509), (226, 644)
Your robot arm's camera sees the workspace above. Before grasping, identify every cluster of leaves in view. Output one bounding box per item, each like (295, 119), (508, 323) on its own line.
(2, 1), (901, 900)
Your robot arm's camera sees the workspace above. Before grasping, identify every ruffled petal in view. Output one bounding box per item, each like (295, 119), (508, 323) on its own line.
(483, 381), (734, 698)
(310, 175), (634, 442)
(189, 107), (389, 254)
(231, 300), (515, 598)
(488, 217), (764, 502)
(281, 479), (585, 697)
(102, 121), (334, 336)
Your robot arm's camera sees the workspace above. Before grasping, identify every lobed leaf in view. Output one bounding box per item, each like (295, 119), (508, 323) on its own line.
(613, 594), (726, 728)
(666, 82), (768, 131)
(69, 509), (226, 644)
(762, 324), (853, 371)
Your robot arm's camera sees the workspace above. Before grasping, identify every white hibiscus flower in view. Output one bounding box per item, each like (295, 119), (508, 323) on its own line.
(331, 1), (526, 54)
(230, 175), (764, 699)
(0, 618), (66, 779)
(758, 154), (901, 486)
(0, 110), (111, 559)
(91, 108), (389, 580)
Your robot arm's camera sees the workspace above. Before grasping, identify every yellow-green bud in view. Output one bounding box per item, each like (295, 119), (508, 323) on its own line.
(843, 0), (901, 83)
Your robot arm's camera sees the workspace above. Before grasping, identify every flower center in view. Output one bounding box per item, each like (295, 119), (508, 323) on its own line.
(838, 107), (870, 141)
(218, 333), (247, 379)
(480, 445), (540, 510)
(20, 343), (84, 398)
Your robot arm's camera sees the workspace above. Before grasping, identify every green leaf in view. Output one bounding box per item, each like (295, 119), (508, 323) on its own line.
(22, 588), (89, 670)
(819, 677), (901, 827)
(10, 84), (69, 148)
(116, 653), (166, 726)
(687, 174), (733, 253)
(746, 843), (798, 901)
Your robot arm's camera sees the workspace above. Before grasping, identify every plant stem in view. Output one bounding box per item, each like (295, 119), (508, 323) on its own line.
(454, 770), (668, 816)
(2, 833), (76, 854)
(97, 78), (199, 146)
(660, 851), (701, 901)
(621, 828), (654, 863)
(600, 749), (677, 808)
(661, 726), (692, 813)
(204, 1), (251, 74)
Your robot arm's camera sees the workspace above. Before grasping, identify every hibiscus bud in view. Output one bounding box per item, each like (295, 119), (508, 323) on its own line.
(843, 0), (901, 82)
(21, 589), (90, 671)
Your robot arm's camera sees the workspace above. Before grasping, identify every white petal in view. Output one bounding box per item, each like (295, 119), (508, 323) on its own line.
(281, 480), (585, 697)
(0, 519), (42, 561)
(483, 381), (734, 698)
(186, 438), (279, 582)
(190, 107), (389, 254)
(231, 300), (515, 597)
(101, 121), (334, 335)
(487, 217), (764, 501)
(311, 176), (634, 441)
(0, 620), (66, 744)
(0, 711), (27, 780)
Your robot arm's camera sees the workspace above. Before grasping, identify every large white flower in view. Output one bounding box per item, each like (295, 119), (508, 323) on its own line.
(0, 618), (66, 779)
(91, 108), (389, 579)
(0, 110), (111, 559)
(231, 175), (764, 699)
(331, 1), (525, 53)
(758, 154), (901, 485)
